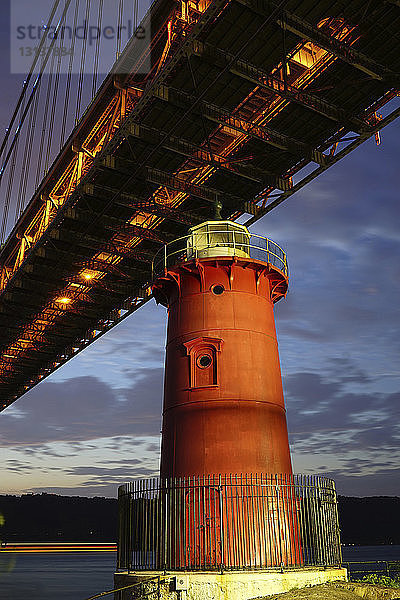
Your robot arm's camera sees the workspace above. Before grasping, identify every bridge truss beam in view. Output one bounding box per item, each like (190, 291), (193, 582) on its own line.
(190, 40), (370, 133)
(152, 85), (329, 166)
(237, 0), (398, 83)
(245, 104), (400, 224)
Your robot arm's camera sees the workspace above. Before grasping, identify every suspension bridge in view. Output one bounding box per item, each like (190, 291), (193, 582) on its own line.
(0, 0), (399, 410)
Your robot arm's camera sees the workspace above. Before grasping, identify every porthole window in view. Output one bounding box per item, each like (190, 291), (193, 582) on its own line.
(211, 284), (225, 295)
(183, 336), (222, 388)
(197, 354), (213, 369)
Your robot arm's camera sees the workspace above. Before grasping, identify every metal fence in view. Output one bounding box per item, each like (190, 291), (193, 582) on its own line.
(82, 576), (164, 600)
(344, 560), (400, 581)
(152, 228), (288, 279)
(117, 474), (341, 572)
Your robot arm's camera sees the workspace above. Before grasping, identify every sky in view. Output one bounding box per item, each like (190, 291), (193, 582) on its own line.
(0, 2), (399, 499)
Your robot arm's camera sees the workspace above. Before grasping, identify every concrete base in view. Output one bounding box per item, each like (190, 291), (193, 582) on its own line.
(114, 567), (348, 600)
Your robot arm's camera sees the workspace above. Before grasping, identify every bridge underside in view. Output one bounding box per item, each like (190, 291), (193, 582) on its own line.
(0, 0), (399, 408)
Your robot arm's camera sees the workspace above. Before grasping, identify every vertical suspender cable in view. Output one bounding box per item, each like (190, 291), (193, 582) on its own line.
(61, 0), (81, 149)
(35, 49), (57, 188)
(134, 0), (139, 33)
(18, 50), (46, 218)
(0, 0), (73, 185)
(91, 0), (104, 98)
(75, 0), (92, 124)
(1, 105), (24, 242)
(116, 0), (124, 58)
(21, 85), (41, 215)
(44, 4), (68, 176)
(0, 0), (62, 162)
(0, 133), (8, 165)
(15, 82), (39, 220)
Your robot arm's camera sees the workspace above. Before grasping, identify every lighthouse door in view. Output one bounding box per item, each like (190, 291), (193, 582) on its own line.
(185, 485), (222, 568)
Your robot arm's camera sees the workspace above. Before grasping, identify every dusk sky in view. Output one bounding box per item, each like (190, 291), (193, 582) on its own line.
(0, 2), (399, 499)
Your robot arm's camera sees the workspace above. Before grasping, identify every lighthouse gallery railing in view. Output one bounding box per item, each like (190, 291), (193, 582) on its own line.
(152, 227), (288, 279)
(117, 474), (342, 572)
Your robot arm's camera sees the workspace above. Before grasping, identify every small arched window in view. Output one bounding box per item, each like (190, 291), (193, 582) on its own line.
(183, 336), (223, 389)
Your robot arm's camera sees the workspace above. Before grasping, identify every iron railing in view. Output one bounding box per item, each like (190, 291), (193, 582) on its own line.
(117, 474), (341, 572)
(343, 560), (400, 581)
(152, 227), (288, 279)
(83, 576), (164, 600)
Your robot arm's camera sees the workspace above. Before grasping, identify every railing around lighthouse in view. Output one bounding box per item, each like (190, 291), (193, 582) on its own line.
(117, 474), (342, 572)
(152, 227), (288, 280)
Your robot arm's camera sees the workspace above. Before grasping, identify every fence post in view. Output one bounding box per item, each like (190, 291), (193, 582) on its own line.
(219, 474), (224, 571)
(275, 479), (284, 568)
(164, 486), (168, 571)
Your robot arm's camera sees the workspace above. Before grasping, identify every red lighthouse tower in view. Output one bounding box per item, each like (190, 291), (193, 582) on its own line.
(116, 222), (344, 584)
(153, 220), (291, 480)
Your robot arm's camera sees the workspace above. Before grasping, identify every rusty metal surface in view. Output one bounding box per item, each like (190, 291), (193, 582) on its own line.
(153, 254), (291, 479)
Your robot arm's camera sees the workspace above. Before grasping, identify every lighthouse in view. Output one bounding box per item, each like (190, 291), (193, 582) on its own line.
(116, 221), (346, 598)
(152, 220), (292, 479)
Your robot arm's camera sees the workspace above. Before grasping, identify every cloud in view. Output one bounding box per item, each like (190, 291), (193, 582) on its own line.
(65, 466), (145, 476)
(250, 144), (400, 373)
(27, 485), (123, 497)
(284, 364), (400, 490)
(328, 468), (400, 497)
(284, 372), (341, 404)
(48, 301), (167, 390)
(284, 362), (400, 495)
(26, 458), (160, 497)
(4, 459), (33, 474)
(0, 369), (164, 446)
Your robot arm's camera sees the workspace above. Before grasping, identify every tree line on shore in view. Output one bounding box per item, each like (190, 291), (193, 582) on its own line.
(0, 494), (398, 545)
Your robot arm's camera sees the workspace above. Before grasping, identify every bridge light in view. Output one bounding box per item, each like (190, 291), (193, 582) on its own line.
(55, 296), (72, 304)
(81, 269), (98, 281)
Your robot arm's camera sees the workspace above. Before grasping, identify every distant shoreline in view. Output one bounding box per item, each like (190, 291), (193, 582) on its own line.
(1, 494), (399, 545)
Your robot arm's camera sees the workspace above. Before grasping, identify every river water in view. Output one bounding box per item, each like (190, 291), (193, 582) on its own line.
(0, 546), (399, 600)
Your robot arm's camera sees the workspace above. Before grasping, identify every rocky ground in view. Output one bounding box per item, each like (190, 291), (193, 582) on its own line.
(256, 582), (400, 600)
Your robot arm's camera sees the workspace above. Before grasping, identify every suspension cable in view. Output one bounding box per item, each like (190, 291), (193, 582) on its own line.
(44, 9), (67, 176)
(35, 50), (57, 188)
(91, 0), (104, 98)
(116, 0), (124, 58)
(1, 105), (24, 243)
(60, 0), (81, 149)
(0, 0), (73, 185)
(0, 0), (62, 161)
(15, 80), (39, 220)
(75, 0), (92, 124)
